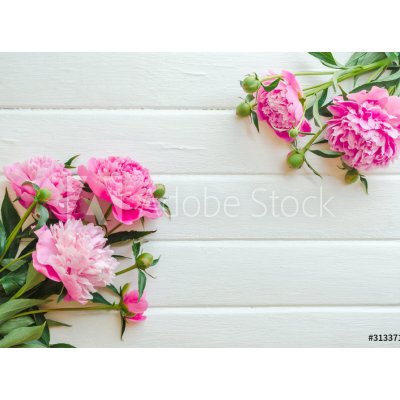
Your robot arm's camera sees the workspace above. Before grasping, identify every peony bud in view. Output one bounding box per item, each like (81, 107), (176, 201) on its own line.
(153, 183), (166, 199)
(345, 169), (359, 184)
(242, 76), (260, 94)
(136, 253), (154, 269)
(289, 128), (299, 138)
(35, 188), (52, 203)
(236, 102), (252, 117)
(286, 151), (304, 169)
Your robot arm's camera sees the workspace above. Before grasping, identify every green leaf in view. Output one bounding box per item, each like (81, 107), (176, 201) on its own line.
(250, 110), (259, 132)
(132, 242), (141, 260)
(0, 265), (29, 295)
(1, 258), (29, 272)
(34, 312), (49, 346)
(0, 316), (34, 335)
(50, 343), (75, 348)
(312, 94), (323, 127)
(305, 88), (328, 120)
(34, 204), (49, 231)
(245, 94), (254, 102)
(345, 52), (367, 67)
(19, 238), (38, 257)
(64, 154), (80, 169)
(106, 230), (156, 245)
(1, 189), (21, 258)
(261, 78), (281, 92)
(47, 319), (71, 328)
(91, 292), (112, 306)
(0, 220), (6, 256)
(107, 283), (120, 296)
(360, 176), (369, 194)
(309, 52), (340, 68)
(151, 256), (161, 267)
(138, 269), (147, 302)
(351, 68), (400, 93)
(304, 158), (322, 178)
(13, 264), (46, 299)
(16, 340), (48, 348)
(0, 322), (46, 348)
(0, 298), (44, 325)
(160, 201), (171, 218)
(309, 149), (344, 158)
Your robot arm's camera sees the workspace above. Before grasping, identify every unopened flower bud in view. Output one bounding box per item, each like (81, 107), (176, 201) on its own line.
(236, 102), (252, 117)
(136, 253), (154, 269)
(286, 151), (305, 169)
(289, 128), (299, 138)
(242, 76), (260, 94)
(153, 183), (166, 199)
(35, 188), (52, 203)
(345, 169), (359, 184)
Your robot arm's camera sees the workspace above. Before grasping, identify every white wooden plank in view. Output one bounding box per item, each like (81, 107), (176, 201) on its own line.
(0, 53), (349, 108)
(1, 174), (399, 240)
(113, 241), (400, 307)
(48, 307), (400, 347)
(0, 109), (398, 175)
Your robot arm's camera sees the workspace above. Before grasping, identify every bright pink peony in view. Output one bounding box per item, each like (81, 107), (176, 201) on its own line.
(326, 86), (400, 170)
(78, 156), (162, 225)
(257, 70), (312, 141)
(123, 290), (148, 322)
(4, 156), (83, 221)
(32, 219), (117, 304)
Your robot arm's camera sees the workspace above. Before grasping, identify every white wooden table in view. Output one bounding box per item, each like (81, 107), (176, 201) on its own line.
(0, 53), (399, 347)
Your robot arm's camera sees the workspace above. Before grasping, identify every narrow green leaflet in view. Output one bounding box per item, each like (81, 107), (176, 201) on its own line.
(107, 230), (156, 245)
(250, 110), (259, 132)
(305, 88), (328, 120)
(360, 176), (369, 194)
(91, 292), (112, 306)
(304, 158), (322, 178)
(132, 242), (141, 260)
(308, 52), (340, 68)
(47, 319), (71, 328)
(0, 316), (34, 335)
(0, 265), (29, 295)
(309, 149), (344, 158)
(0, 298), (44, 325)
(0, 323), (46, 348)
(50, 343), (75, 348)
(64, 154), (80, 169)
(1, 189), (21, 258)
(34, 204), (49, 231)
(160, 201), (171, 218)
(1, 258), (29, 272)
(351, 69), (400, 93)
(0, 220), (6, 256)
(261, 78), (281, 92)
(138, 269), (147, 301)
(312, 94), (323, 127)
(345, 52), (367, 67)
(12, 264), (46, 299)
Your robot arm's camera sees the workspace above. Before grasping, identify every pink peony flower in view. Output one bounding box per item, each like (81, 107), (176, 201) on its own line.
(257, 70), (312, 141)
(326, 86), (400, 170)
(4, 156), (83, 221)
(78, 156), (162, 225)
(123, 290), (148, 322)
(32, 219), (117, 304)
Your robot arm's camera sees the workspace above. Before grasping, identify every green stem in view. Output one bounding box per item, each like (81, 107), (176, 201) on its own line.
(116, 263), (137, 276)
(104, 205), (113, 221)
(14, 305), (118, 318)
(0, 201), (37, 262)
(260, 70), (335, 81)
(303, 59), (392, 97)
(0, 251), (34, 274)
(301, 124), (328, 153)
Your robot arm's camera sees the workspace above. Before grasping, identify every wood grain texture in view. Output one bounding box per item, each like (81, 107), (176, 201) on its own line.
(0, 109), (398, 175)
(0, 53), (398, 347)
(48, 307), (400, 347)
(0, 53), (349, 109)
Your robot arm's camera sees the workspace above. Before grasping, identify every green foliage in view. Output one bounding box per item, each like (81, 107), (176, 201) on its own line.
(107, 230), (156, 245)
(1, 189), (21, 258)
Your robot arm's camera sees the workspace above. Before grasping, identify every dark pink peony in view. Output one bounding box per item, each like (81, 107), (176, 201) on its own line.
(78, 156), (162, 225)
(257, 70), (312, 141)
(326, 86), (400, 170)
(123, 290), (148, 322)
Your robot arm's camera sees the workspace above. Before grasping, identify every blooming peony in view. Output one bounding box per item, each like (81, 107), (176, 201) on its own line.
(32, 219), (117, 304)
(4, 156), (83, 221)
(78, 156), (162, 225)
(257, 70), (312, 141)
(326, 86), (400, 170)
(123, 290), (148, 322)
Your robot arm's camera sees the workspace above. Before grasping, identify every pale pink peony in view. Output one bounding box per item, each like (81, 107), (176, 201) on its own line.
(78, 156), (162, 225)
(4, 156), (83, 221)
(326, 86), (400, 170)
(32, 219), (117, 304)
(257, 70), (312, 141)
(123, 290), (148, 322)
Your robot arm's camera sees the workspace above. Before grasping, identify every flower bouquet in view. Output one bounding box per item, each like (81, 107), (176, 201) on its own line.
(236, 52), (400, 192)
(0, 155), (169, 347)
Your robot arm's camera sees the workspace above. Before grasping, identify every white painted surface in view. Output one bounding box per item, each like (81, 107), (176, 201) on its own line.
(0, 53), (398, 347)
